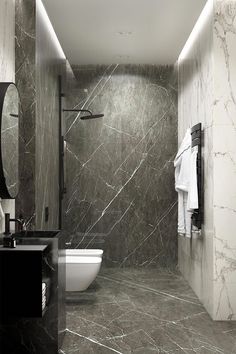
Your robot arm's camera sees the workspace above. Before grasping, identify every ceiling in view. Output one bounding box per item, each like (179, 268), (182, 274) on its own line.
(43, 0), (207, 65)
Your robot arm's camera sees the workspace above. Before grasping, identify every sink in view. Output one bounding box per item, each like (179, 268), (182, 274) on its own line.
(13, 230), (60, 238)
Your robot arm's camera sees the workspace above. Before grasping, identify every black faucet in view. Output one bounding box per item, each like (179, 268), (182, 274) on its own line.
(4, 213), (26, 235)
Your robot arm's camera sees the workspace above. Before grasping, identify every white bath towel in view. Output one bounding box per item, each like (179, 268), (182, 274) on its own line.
(42, 282), (46, 293)
(174, 129), (192, 237)
(188, 147), (199, 211)
(42, 295), (46, 311)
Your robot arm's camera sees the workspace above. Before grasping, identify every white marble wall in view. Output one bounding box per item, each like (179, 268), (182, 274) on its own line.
(213, 0), (236, 320)
(0, 0), (15, 229)
(178, 0), (215, 318)
(178, 0), (236, 320)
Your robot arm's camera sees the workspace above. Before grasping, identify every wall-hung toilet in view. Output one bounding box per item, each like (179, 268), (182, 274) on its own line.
(65, 249), (103, 291)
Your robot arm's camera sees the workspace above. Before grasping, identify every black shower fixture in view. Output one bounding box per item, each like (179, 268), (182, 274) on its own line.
(58, 74), (104, 229)
(63, 108), (104, 120)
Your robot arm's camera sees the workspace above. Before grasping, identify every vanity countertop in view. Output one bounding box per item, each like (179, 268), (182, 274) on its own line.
(0, 245), (48, 251)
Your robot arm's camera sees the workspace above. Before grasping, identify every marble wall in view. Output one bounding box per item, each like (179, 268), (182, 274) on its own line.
(213, 0), (236, 320)
(15, 0), (36, 228)
(15, 0), (66, 230)
(178, 0), (236, 320)
(35, 0), (65, 230)
(64, 64), (178, 267)
(178, 0), (214, 319)
(0, 0), (16, 230)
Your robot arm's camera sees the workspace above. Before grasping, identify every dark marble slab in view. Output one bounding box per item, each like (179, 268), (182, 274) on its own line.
(62, 268), (236, 354)
(15, 0), (36, 229)
(15, 0), (66, 230)
(64, 64), (178, 267)
(35, 0), (66, 230)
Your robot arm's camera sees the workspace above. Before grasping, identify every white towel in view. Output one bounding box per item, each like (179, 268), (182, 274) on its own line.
(42, 295), (46, 311)
(188, 147), (199, 211)
(174, 129), (192, 237)
(177, 192), (192, 237)
(0, 199), (4, 220)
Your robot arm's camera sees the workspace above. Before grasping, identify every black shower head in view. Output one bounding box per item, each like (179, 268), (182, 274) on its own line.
(80, 114), (104, 120)
(63, 108), (104, 120)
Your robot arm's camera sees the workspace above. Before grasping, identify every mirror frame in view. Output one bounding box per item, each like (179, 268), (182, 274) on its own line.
(0, 82), (19, 199)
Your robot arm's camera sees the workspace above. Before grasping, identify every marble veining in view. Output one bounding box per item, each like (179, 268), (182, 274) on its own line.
(62, 268), (236, 353)
(64, 64), (178, 267)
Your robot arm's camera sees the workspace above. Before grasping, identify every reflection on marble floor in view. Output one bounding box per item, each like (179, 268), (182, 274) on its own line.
(61, 268), (236, 354)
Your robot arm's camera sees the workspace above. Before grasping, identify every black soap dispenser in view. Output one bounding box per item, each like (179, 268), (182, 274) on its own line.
(3, 236), (16, 248)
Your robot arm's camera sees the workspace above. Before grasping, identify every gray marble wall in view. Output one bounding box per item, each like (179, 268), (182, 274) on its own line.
(15, 0), (66, 230)
(35, 0), (65, 230)
(15, 0), (36, 228)
(0, 0), (16, 230)
(64, 64), (178, 267)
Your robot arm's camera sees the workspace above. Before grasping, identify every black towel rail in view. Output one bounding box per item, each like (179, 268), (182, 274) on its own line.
(191, 123), (203, 230)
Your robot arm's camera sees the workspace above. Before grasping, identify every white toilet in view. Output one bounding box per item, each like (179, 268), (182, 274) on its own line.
(65, 249), (103, 291)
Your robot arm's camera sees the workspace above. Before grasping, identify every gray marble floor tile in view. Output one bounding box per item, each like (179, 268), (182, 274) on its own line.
(62, 268), (236, 354)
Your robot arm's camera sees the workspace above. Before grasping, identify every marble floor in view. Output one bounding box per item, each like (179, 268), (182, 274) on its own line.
(60, 268), (236, 354)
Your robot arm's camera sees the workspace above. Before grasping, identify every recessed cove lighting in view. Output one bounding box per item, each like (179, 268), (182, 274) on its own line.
(178, 0), (212, 61)
(37, 0), (66, 59)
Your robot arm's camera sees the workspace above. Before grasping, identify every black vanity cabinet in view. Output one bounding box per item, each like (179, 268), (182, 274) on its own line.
(0, 232), (66, 354)
(0, 245), (49, 318)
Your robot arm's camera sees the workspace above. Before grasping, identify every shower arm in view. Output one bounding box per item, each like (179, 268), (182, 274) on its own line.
(63, 108), (104, 119)
(63, 109), (92, 115)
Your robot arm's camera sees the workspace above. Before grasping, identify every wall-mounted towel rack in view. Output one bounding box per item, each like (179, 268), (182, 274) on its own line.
(191, 123), (203, 230)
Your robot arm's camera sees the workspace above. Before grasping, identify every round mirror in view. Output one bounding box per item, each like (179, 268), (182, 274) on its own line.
(0, 83), (19, 199)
